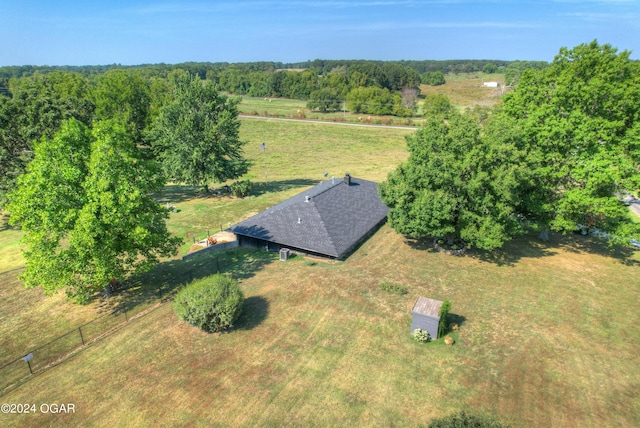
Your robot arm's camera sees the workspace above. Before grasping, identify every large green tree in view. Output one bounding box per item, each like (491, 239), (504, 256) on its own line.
(307, 88), (342, 112)
(0, 72), (94, 206)
(7, 119), (180, 303)
(380, 113), (526, 250)
(497, 40), (640, 243)
(91, 69), (152, 144)
(148, 71), (249, 192)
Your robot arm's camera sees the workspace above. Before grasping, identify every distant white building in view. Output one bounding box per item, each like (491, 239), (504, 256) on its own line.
(483, 81), (499, 88)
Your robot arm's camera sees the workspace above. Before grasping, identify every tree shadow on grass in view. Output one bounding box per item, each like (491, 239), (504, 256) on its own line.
(102, 248), (278, 315)
(0, 213), (20, 232)
(446, 313), (466, 330)
(250, 179), (319, 197)
(468, 235), (557, 267)
(555, 233), (640, 266)
(440, 232), (638, 267)
(153, 179), (319, 205)
(233, 296), (269, 331)
(154, 185), (206, 204)
(405, 234), (557, 266)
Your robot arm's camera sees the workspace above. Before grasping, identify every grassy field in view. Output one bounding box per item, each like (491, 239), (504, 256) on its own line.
(2, 114), (640, 427)
(420, 73), (507, 111)
(2, 226), (639, 427)
(235, 72), (506, 125)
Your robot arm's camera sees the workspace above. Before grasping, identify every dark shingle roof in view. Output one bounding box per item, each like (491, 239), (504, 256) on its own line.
(231, 176), (388, 259)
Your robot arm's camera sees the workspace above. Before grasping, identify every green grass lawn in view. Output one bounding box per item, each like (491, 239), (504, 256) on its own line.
(2, 226), (639, 427)
(0, 214), (24, 274)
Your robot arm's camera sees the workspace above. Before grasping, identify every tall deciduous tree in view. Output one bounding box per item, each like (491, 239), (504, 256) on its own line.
(0, 72), (94, 206)
(380, 113), (526, 250)
(7, 119), (180, 303)
(149, 71), (249, 192)
(307, 88), (342, 112)
(422, 93), (454, 118)
(497, 40), (640, 243)
(92, 69), (151, 144)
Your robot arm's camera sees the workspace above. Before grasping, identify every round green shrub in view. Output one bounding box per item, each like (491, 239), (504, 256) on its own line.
(174, 274), (244, 333)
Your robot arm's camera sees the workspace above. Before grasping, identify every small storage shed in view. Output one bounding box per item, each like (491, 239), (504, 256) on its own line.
(411, 296), (443, 339)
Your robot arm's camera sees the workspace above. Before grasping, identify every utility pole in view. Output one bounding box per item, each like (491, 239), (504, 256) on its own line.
(261, 142), (268, 186)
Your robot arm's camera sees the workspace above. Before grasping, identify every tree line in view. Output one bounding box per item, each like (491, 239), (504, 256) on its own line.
(0, 59), (550, 123)
(0, 59), (547, 80)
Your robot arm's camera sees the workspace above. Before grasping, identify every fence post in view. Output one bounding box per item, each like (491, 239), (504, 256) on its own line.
(78, 326), (85, 346)
(216, 257), (220, 273)
(189, 270), (193, 282)
(124, 308), (128, 322)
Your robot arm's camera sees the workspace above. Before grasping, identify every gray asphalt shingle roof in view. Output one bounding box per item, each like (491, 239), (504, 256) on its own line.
(230, 176), (388, 259)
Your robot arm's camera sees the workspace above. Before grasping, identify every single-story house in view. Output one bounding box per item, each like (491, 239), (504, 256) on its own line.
(230, 174), (388, 259)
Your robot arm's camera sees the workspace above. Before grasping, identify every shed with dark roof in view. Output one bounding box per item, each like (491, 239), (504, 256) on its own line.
(411, 296), (443, 340)
(230, 174), (388, 260)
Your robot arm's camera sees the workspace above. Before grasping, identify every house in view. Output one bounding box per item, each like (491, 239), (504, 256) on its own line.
(230, 174), (388, 259)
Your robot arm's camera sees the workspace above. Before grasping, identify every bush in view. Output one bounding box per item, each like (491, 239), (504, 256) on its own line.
(174, 274), (244, 333)
(438, 300), (451, 338)
(230, 180), (252, 198)
(421, 71), (446, 86)
(380, 281), (408, 295)
(412, 328), (431, 343)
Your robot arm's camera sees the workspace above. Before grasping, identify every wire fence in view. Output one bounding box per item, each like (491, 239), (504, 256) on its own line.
(0, 246), (269, 396)
(0, 270), (192, 394)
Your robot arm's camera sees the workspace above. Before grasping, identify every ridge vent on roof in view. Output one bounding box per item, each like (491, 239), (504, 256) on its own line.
(310, 176), (347, 199)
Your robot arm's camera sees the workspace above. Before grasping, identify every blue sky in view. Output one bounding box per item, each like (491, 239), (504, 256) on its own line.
(0, 0), (638, 65)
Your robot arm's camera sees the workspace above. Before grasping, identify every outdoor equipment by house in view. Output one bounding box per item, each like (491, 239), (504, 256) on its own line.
(230, 174), (388, 260)
(411, 296), (443, 340)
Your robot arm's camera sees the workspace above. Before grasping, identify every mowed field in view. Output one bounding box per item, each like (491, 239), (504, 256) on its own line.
(2, 117), (640, 427)
(236, 72), (505, 126)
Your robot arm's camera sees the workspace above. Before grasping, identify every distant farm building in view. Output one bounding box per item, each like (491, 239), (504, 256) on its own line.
(483, 81), (499, 88)
(411, 296), (443, 340)
(230, 174), (388, 259)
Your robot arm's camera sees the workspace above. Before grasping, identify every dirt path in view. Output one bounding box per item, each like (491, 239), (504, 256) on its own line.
(239, 114), (417, 130)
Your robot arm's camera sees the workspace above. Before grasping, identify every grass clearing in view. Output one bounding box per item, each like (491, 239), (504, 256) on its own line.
(0, 213), (24, 274)
(420, 73), (507, 110)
